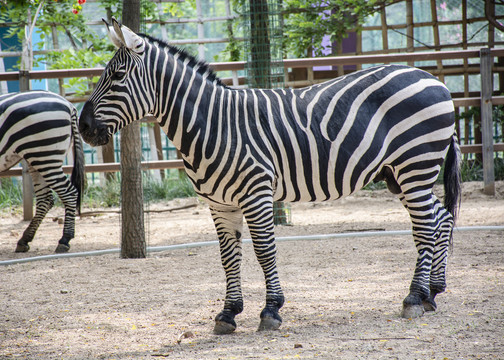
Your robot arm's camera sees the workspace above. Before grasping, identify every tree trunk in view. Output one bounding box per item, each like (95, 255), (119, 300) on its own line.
(120, 0), (146, 258)
(102, 141), (116, 182)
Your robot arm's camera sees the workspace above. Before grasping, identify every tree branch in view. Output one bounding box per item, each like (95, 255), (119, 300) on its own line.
(486, 0), (504, 32)
(61, 24), (78, 50)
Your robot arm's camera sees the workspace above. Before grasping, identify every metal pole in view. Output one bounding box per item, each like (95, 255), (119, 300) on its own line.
(480, 48), (495, 195)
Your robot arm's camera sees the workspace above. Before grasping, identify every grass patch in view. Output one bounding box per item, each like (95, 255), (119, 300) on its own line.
(143, 175), (196, 203)
(84, 178), (122, 208)
(459, 156), (504, 182)
(0, 178), (23, 209)
(83, 173), (196, 208)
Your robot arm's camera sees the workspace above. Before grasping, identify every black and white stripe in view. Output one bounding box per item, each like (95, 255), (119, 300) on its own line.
(80, 19), (461, 333)
(1, 91), (85, 253)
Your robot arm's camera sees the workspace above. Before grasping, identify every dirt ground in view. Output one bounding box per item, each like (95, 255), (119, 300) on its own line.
(0, 181), (503, 360)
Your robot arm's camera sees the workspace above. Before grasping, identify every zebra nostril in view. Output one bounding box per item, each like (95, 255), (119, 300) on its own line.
(78, 121), (88, 133)
(78, 101), (95, 134)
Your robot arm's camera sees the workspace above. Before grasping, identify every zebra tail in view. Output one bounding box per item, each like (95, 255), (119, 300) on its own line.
(443, 133), (462, 224)
(70, 108), (85, 215)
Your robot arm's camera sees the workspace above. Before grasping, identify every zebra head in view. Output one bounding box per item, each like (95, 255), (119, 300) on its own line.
(79, 18), (153, 146)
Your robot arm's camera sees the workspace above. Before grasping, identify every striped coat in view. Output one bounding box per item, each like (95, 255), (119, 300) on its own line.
(0, 91), (84, 253)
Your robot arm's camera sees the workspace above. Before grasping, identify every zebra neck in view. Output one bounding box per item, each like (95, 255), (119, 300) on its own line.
(154, 58), (228, 157)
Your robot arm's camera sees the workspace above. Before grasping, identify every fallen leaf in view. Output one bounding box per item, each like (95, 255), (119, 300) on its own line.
(177, 331), (194, 344)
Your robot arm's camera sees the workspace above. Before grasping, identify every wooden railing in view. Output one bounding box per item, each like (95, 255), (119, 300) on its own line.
(1, 48), (502, 208)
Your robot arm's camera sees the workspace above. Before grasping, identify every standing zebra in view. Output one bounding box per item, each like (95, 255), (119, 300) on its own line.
(79, 19), (461, 334)
(0, 91), (85, 253)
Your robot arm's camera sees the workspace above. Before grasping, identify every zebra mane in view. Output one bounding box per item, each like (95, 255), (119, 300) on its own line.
(138, 33), (226, 87)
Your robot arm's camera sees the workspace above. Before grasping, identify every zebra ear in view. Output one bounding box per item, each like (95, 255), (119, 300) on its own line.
(110, 17), (145, 54)
(102, 18), (123, 49)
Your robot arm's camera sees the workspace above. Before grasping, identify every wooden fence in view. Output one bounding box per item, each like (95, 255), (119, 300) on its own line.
(0, 48), (503, 219)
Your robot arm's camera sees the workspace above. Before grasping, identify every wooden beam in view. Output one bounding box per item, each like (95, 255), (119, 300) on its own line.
(453, 96), (504, 107)
(460, 143), (504, 154)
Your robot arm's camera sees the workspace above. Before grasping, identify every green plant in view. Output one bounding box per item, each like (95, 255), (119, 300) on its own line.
(143, 175), (196, 203)
(460, 159), (483, 182)
(46, 47), (112, 95)
(82, 174), (197, 208)
(363, 180), (387, 191)
(282, 0), (391, 57)
(494, 157), (504, 180)
(83, 178), (121, 208)
(0, 179), (23, 209)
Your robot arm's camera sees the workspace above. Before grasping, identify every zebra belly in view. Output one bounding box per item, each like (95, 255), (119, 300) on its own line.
(271, 174), (360, 203)
(0, 153), (23, 173)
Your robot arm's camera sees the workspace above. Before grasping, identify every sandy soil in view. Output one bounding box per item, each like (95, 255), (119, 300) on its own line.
(0, 181), (503, 360)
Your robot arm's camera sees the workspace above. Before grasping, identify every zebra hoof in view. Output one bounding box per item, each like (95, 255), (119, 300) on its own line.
(258, 308), (282, 331)
(214, 311), (237, 335)
(400, 304), (425, 319)
(258, 316), (282, 331)
(422, 298), (437, 312)
(15, 243), (30, 253)
(55, 243), (70, 253)
(214, 320), (236, 335)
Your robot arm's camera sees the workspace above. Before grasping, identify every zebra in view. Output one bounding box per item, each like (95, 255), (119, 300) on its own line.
(79, 19), (461, 334)
(0, 91), (85, 253)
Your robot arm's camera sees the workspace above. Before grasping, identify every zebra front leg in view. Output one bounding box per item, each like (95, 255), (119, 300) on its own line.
(243, 198), (284, 331)
(211, 206), (245, 335)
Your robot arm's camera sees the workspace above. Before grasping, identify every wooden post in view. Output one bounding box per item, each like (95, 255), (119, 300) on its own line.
(147, 125), (162, 182)
(462, 0), (469, 161)
(153, 123), (165, 180)
(406, 0), (414, 66)
(19, 70), (34, 221)
(380, 7), (389, 56)
(480, 48), (495, 195)
(430, 0), (444, 82)
(21, 161), (33, 221)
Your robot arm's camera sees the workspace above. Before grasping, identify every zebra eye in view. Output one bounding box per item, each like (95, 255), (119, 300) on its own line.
(111, 71), (126, 81)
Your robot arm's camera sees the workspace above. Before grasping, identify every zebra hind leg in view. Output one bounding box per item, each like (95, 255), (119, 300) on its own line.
(400, 192), (453, 318)
(15, 189), (54, 252)
(422, 208), (454, 312)
(210, 206), (245, 334)
(52, 176), (80, 253)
